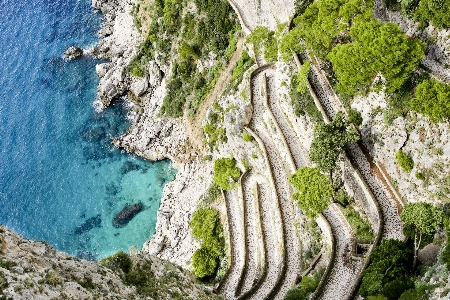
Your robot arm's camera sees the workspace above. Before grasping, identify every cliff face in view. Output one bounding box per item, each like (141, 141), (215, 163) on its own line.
(0, 225), (219, 299)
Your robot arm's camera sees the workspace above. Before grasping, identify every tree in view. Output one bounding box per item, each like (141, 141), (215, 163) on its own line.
(192, 247), (218, 278)
(309, 112), (359, 183)
(410, 78), (450, 123)
(395, 150), (414, 173)
(327, 16), (425, 95)
(289, 167), (333, 218)
(414, 0), (450, 29)
(400, 202), (443, 270)
(213, 157), (241, 190)
(360, 239), (413, 299)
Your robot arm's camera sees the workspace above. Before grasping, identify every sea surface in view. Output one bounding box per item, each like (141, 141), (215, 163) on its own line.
(0, 0), (175, 260)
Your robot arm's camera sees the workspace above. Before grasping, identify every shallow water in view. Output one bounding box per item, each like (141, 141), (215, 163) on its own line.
(0, 0), (175, 260)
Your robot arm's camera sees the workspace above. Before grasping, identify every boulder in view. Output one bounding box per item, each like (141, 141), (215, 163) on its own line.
(64, 46), (83, 59)
(130, 76), (149, 97)
(148, 61), (162, 86)
(113, 202), (143, 228)
(74, 215), (102, 235)
(95, 63), (112, 78)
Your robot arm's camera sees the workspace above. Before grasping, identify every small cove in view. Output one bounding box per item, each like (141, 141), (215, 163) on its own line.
(0, 0), (175, 260)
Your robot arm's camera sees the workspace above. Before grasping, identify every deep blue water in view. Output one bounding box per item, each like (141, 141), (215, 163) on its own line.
(0, 0), (175, 260)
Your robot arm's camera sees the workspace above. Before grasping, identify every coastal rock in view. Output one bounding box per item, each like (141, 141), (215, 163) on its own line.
(95, 62), (112, 78)
(130, 75), (149, 96)
(112, 202), (143, 228)
(63, 46), (83, 59)
(148, 61), (163, 86)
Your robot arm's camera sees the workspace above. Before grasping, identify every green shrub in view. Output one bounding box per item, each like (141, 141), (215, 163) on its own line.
(190, 207), (225, 279)
(284, 287), (304, 300)
(99, 251), (132, 273)
(343, 205), (375, 242)
(335, 189), (351, 207)
(348, 108), (363, 126)
(296, 61), (311, 95)
(246, 26), (278, 61)
(231, 50), (254, 88)
(199, 182), (221, 205)
(415, 172), (425, 180)
(213, 157), (241, 190)
(410, 78), (450, 123)
(243, 131), (254, 142)
(414, 0), (450, 29)
(395, 150), (414, 173)
(290, 73), (322, 123)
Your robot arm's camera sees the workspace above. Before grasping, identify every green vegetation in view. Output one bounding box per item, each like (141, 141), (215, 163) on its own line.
(309, 112), (359, 182)
(99, 251), (132, 273)
(213, 157), (241, 190)
(348, 108), (363, 126)
(410, 78), (450, 123)
(442, 217), (450, 269)
(284, 269), (323, 300)
(243, 131), (254, 142)
(190, 208), (225, 279)
(395, 150), (414, 173)
(203, 103), (227, 150)
(289, 167), (333, 218)
(246, 26), (278, 61)
(327, 17), (425, 95)
(199, 182), (222, 206)
(414, 0), (450, 28)
(400, 202), (443, 270)
(231, 51), (254, 90)
(292, 0), (372, 58)
(360, 239), (414, 299)
(296, 61), (311, 95)
(290, 70), (322, 123)
(130, 0), (239, 117)
(342, 205), (375, 242)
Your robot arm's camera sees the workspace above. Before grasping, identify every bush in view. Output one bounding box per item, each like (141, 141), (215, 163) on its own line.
(396, 150), (414, 173)
(246, 26), (278, 61)
(415, 172), (425, 180)
(296, 61), (311, 95)
(243, 131), (254, 142)
(414, 0), (450, 29)
(348, 108), (363, 126)
(290, 73), (322, 123)
(190, 207), (225, 279)
(410, 78), (450, 123)
(99, 251), (132, 273)
(213, 157), (241, 190)
(343, 205), (375, 242)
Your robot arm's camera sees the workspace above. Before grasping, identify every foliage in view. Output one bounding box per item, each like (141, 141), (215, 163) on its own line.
(289, 167), (333, 218)
(327, 16), (425, 95)
(335, 189), (351, 207)
(290, 72), (322, 123)
(231, 51), (254, 89)
(99, 251), (132, 273)
(243, 131), (254, 142)
(442, 217), (450, 269)
(131, 0), (239, 117)
(199, 182), (221, 206)
(296, 61), (311, 95)
(360, 239), (413, 299)
(410, 78), (450, 123)
(383, 76), (416, 125)
(213, 157), (241, 190)
(367, 296), (388, 300)
(190, 207), (225, 279)
(246, 26), (278, 61)
(343, 205), (375, 241)
(294, 0), (315, 15)
(414, 0), (450, 28)
(203, 104), (226, 150)
(398, 284), (430, 300)
(309, 112), (359, 178)
(348, 108), (363, 126)
(279, 27), (304, 61)
(293, 0), (373, 58)
(401, 202), (443, 270)
(283, 269), (323, 299)
(395, 150), (414, 173)
(415, 172), (425, 180)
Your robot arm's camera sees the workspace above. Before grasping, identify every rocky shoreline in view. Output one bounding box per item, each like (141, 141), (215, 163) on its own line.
(90, 0), (214, 268)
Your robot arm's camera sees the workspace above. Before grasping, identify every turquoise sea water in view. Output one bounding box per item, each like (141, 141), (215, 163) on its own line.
(0, 0), (175, 260)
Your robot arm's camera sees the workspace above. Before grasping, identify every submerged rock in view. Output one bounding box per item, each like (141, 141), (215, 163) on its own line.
(64, 46), (83, 59)
(74, 214), (102, 235)
(113, 202), (143, 228)
(120, 161), (140, 175)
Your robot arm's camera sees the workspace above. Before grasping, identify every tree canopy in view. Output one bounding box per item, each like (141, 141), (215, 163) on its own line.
(289, 167), (333, 218)
(213, 157), (241, 190)
(360, 239), (413, 299)
(410, 78), (450, 123)
(400, 202), (443, 270)
(309, 112), (359, 180)
(293, 0), (372, 58)
(327, 16), (425, 95)
(414, 0), (450, 29)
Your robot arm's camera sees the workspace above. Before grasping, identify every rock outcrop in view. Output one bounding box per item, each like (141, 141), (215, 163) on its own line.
(0, 225), (220, 299)
(63, 46), (83, 59)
